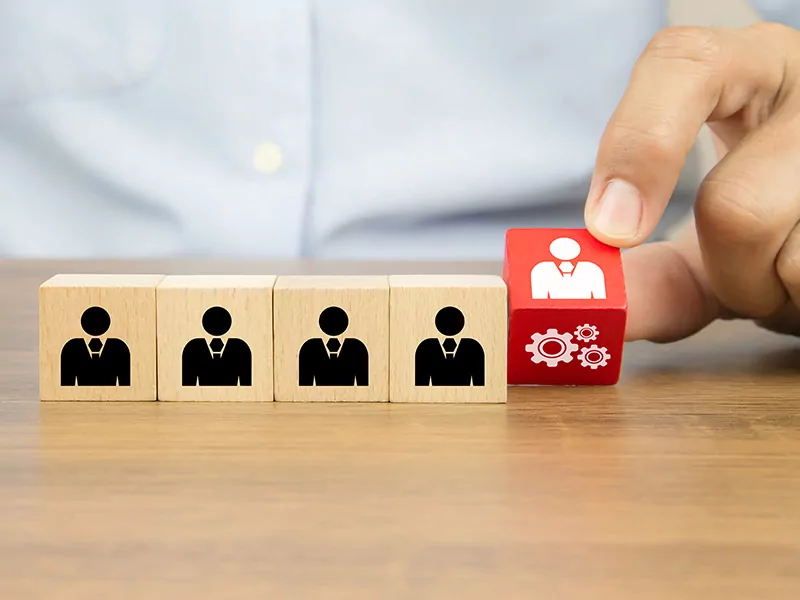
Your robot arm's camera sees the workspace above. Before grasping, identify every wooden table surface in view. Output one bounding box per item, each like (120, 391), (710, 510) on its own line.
(1, 259), (799, 599)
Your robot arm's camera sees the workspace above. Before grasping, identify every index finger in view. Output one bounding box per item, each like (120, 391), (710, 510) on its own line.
(584, 24), (789, 247)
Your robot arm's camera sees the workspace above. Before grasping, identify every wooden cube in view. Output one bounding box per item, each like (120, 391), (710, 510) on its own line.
(389, 275), (507, 403)
(39, 274), (164, 401)
(273, 276), (389, 402)
(156, 275), (276, 401)
(503, 228), (627, 386)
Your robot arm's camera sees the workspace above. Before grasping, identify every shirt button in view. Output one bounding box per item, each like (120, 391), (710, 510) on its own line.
(253, 141), (284, 174)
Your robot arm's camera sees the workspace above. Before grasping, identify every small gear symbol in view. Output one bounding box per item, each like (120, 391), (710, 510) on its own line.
(574, 324), (599, 342)
(577, 345), (610, 369)
(525, 329), (579, 367)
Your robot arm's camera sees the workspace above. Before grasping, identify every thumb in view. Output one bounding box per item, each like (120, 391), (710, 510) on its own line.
(622, 221), (723, 342)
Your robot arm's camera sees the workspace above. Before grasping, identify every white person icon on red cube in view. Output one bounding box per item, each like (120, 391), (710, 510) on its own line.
(530, 236), (607, 300)
(503, 228), (627, 386)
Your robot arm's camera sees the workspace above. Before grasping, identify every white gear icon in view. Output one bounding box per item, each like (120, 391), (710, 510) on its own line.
(577, 345), (610, 369)
(574, 323), (599, 342)
(525, 329), (580, 367)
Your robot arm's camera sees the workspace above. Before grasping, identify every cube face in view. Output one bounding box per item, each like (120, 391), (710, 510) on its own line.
(273, 276), (389, 402)
(508, 307), (625, 385)
(39, 274), (164, 401)
(504, 228), (626, 308)
(156, 276), (276, 401)
(389, 275), (507, 403)
(504, 228), (627, 386)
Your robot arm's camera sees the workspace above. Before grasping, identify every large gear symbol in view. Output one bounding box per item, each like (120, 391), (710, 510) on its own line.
(574, 323), (599, 342)
(525, 329), (579, 367)
(577, 345), (610, 369)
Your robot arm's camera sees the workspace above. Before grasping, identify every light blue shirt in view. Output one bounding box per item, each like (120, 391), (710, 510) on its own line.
(1, 1), (797, 258)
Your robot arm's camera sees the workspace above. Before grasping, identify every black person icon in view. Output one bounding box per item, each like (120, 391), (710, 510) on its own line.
(415, 306), (485, 386)
(61, 306), (131, 386)
(298, 306), (369, 386)
(182, 306), (252, 386)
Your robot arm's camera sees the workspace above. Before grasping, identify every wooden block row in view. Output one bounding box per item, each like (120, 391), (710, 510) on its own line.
(39, 274), (507, 403)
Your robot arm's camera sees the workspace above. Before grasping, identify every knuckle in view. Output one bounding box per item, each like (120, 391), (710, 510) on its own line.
(745, 22), (800, 87)
(695, 176), (776, 245)
(747, 21), (796, 43)
(645, 26), (723, 69)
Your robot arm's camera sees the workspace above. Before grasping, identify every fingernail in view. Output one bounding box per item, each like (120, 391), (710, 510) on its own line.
(592, 179), (642, 240)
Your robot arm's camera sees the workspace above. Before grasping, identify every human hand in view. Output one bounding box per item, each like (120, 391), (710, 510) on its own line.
(584, 23), (800, 342)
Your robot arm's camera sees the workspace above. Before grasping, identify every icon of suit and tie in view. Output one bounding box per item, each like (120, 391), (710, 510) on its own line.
(61, 306), (131, 387)
(182, 306), (252, 386)
(415, 306), (485, 387)
(299, 306), (369, 386)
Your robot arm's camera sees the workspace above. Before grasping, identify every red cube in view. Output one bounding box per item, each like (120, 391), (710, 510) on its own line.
(503, 228), (627, 386)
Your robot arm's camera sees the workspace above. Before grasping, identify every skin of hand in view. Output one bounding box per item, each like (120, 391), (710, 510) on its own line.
(584, 23), (800, 343)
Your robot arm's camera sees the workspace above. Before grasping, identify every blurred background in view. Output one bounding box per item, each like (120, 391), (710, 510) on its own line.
(0, 0), (773, 260)
(673, 0), (756, 28)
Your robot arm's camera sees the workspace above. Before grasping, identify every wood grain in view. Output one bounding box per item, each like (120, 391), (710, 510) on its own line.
(2, 260), (800, 599)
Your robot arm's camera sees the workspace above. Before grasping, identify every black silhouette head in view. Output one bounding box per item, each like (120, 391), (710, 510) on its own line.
(434, 306), (465, 336)
(81, 306), (111, 336)
(319, 306), (349, 336)
(202, 306), (232, 336)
